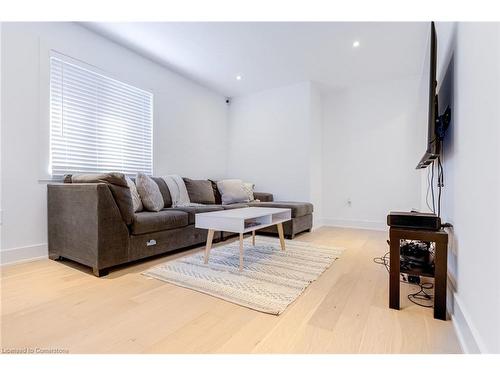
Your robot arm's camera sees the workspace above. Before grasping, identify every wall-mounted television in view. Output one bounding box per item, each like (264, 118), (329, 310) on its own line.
(416, 22), (439, 169)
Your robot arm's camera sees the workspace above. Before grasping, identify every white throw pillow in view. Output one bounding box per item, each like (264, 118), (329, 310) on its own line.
(136, 172), (164, 212)
(125, 176), (143, 212)
(217, 179), (250, 205)
(241, 182), (255, 202)
(162, 174), (192, 207)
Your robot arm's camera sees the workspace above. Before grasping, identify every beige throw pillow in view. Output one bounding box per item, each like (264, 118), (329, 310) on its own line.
(136, 173), (164, 212)
(242, 182), (255, 202)
(125, 176), (143, 212)
(217, 179), (250, 205)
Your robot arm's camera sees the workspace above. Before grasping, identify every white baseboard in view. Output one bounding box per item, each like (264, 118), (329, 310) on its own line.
(322, 218), (387, 231)
(451, 293), (486, 353)
(0, 243), (48, 265)
(311, 217), (324, 231)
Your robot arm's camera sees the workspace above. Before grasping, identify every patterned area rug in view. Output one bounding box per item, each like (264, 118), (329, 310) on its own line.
(142, 236), (344, 315)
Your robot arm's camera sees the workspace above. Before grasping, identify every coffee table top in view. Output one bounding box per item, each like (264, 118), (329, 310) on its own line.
(195, 207), (292, 233)
(196, 207), (290, 219)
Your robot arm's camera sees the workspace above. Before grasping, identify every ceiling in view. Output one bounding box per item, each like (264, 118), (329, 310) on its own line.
(83, 22), (429, 97)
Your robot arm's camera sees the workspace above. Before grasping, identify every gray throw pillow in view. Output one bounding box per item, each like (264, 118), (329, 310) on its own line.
(217, 179), (250, 205)
(136, 173), (164, 212)
(183, 178), (216, 204)
(125, 176), (143, 212)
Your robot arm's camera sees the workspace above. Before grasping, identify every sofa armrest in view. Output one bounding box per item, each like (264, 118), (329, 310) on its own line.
(253, 192), (274, 202)
(48, 183), (129, 271)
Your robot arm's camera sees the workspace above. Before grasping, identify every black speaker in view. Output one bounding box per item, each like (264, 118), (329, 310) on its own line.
(387, 211), (441, 230)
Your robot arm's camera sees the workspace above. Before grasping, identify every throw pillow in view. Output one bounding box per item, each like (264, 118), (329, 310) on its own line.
(64, 172), (134, 225)
(151, 177), (172, 208)
(217, 179), (250, 205)
(183, 178), (216, 204)
(162, 174), (197, 207)
(209, 179), (222, 204)
(125, 176), (143, 212)
(136, 172), (164, 212)
(241, 182), (255, 202)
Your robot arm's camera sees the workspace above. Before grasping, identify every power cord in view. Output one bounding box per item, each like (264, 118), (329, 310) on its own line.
(437, 155), (444, 217)
(408, 282), (434, 308)
(426, 165), (433, 212)
(430, 160), (436, 213)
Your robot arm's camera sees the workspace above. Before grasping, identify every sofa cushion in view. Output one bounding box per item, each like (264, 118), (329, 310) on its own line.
(163, 205), (224, 224)
(183, 178), (216, 204)
(136, 173), (164, 212)
(247, 201), (313, 218)
(126, 176), (143, 212)
(222, 203), (249, 210)
(151, 177), (173, 208)
(163, 174), (192, 207)
(241, 182), (256, 201)
(64, 172), (134, 225)
(131, 176), (172, 208)
(253, 192), (273, 202)
(208, 179), (222, 204)
(131, 210), (189, 235)
(217, 179), (249, 205)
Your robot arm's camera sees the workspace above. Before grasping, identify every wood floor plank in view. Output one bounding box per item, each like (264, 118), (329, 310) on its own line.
(214, 313), (279, 353)
(250, 287), (327, 353)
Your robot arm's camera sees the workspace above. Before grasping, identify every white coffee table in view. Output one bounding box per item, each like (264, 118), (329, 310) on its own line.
(195, 207), (292, 271)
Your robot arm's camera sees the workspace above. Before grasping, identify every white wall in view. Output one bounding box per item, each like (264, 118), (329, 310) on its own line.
(433, 22), (500, 353)
(0, 22), (228, 263)
(309, 83), (323, 225)
(322, 77), (422, 230)
(227, 82), (312, 202)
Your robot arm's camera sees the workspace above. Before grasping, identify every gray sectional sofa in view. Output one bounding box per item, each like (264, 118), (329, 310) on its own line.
(47, 174), (313, 276)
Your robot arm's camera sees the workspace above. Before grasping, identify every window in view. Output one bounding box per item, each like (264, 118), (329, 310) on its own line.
(50, 55), (153, 177)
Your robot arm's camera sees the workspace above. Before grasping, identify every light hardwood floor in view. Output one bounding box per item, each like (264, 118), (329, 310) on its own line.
(0, 227), (461, 354)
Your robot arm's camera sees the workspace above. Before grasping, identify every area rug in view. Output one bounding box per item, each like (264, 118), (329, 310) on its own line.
(142, 236), (343, 315)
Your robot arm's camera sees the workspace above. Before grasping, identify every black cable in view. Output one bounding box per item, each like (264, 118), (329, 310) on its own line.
(436, 139), (445, 218)
(437, 156), (444, 217)
(374, 242), (435, 309)
(373, 251), (390, 273)
(430, 160), (436, 214)
(426, 165), (433, 212)
(408, 283), (434, 308)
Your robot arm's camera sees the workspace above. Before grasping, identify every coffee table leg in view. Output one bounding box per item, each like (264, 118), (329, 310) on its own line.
(239, 233), (244, 271)
(277, 223), (286, 250)
(204, 229), (215, 264)
(252, 230), (255, 246)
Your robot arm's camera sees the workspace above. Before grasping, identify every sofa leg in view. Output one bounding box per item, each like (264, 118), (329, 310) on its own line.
(287, 234), (295, 240)
(49, 254), (62, 261)
(92, 267), (108, 277)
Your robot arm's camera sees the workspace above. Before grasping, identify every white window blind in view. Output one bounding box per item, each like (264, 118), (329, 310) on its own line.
(50, 55), (153, 177)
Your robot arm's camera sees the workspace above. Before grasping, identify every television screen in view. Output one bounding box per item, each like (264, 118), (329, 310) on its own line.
(416, 22), (439, 169)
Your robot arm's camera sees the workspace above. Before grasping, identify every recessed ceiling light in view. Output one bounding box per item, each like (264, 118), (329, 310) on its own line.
(236, 75), (242, 80)
(353, 40), (360, 48)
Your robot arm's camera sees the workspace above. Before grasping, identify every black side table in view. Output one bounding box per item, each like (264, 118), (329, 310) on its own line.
(389, 227), (448, 320)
